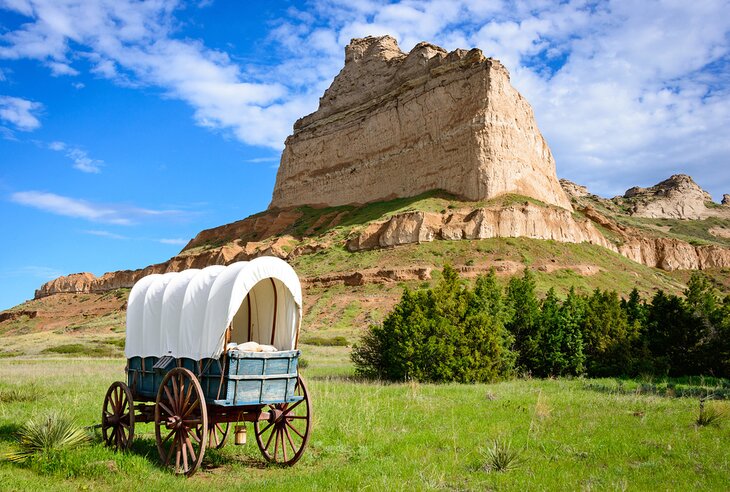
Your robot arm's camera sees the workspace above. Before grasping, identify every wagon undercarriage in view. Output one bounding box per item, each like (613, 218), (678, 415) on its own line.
(102, 367), (312, 476)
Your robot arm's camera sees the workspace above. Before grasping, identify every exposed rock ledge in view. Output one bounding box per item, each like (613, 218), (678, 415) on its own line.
(345, 202), (611, 251)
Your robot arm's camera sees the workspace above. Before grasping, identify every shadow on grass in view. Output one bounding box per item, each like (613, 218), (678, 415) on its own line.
(583, 376), (730, 400)
(101, 433), (273, 473)
(0, 423), (21, 443)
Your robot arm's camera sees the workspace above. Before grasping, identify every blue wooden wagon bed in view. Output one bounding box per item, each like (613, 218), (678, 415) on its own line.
(101, 257), (312, 476)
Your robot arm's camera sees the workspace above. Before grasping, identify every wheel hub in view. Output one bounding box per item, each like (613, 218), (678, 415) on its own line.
(166, 415), (182, 430)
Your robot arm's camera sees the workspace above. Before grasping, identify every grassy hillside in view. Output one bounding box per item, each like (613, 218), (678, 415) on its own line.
(3, 191), (730, 356)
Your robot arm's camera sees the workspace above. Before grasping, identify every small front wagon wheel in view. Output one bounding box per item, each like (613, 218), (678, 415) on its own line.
(254, 374), (312, 466)
(102, 381), (135, 451)
(197, 422), (230, 450)
(154, 368), (208, 476)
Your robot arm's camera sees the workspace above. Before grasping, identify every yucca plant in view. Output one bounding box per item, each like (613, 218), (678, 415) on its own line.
(482, 438), (523, 472)
(6, 412), (90, 463)
(696, 398), (726, 428)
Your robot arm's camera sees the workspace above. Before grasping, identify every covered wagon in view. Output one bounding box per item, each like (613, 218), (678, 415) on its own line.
(101, 256), (312, 476)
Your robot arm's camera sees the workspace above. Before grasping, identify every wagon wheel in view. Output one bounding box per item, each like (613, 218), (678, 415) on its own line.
(196, 421), (229, 450)
(254, 375), (312, 466)
(154, 368), (208, 476)
(101, 381), (135, 451)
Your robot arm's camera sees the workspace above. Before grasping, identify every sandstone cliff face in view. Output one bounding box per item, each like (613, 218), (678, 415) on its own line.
(622, 174), (714, 219)
(270, 36), (571, 211)
(346, 203), (610, 251)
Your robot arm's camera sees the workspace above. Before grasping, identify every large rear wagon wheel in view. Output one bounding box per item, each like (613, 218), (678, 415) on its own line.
(101, 381), (135, 451)
(254, 374), (311, 466)
(154, 368), (208, 476)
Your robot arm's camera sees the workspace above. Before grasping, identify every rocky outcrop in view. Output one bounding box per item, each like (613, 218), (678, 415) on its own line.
(270, 36), (572, 210)
(560, 179), (590, 199)
(579, 206), (730, 270)
(622, 174), (713, 219)
(722, 194), (730, 206)
(184, 209), (302, 251)
(0, 309), (37, 322)
(346, 202), (611, 251)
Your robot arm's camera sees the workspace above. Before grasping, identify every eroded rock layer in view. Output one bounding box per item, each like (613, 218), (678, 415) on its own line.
(270, 36), (571, 210)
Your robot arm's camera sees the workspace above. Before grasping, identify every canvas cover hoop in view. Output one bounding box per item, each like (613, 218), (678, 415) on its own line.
(124, 257), (302, 360)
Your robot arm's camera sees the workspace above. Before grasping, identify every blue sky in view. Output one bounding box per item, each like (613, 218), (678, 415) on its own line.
(1, 0), (729, 310)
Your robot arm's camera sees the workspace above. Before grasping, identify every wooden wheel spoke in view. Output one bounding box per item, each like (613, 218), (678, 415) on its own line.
(175, 434), (181, 472)
(281, 428), (288, 462)
(181, 398), (200, 419)
(257, 421), (274, 437)
(184, 433), (197, 462)
(182, 436), (189, 472)
(286, 420), (304, 439)
(284, 399), (304, 414)
(162, 386), (175, 410)
(264, 424), (276, 451)
(188, 427), (202, 444)
(158, 401), (175, 419)
(273, 427), (281, 460)
(183, 380), (193, 411)
(210, 427), (219, 447)
(171, 376), (180, 412)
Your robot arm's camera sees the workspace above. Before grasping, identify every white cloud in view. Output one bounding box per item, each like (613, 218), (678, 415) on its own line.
(47, 141), (103, 173)
(9, 190), (184, 225)
(0, 95), (42, 130)
(66, 147), (102, 173)
(0, 0), (304, 149)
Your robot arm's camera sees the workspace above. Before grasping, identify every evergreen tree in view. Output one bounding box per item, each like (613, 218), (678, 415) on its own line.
(505, 269), (541, 374)
(581, 289), (637, 376)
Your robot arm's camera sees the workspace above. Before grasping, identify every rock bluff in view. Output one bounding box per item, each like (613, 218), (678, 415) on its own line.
(270, 36), (571, 210)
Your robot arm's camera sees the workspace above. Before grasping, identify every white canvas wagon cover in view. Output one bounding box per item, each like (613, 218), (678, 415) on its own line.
(124, 257), (302, 360)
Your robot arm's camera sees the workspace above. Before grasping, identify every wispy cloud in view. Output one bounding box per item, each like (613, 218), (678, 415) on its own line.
(66, 147), (102, 173)
(46, 141), (104, 173)
(243, 157), (280, 164)
(10, 191), (184, 225)
(83, 230), (128, 240)
(0, 265), (64, 279)
(82, 230), (189, 246)
(158, 238), (188, 245)
(0, 95), (42, 131)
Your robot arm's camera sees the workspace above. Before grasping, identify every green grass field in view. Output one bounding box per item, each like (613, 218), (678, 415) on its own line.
(0, 349), (728, 491)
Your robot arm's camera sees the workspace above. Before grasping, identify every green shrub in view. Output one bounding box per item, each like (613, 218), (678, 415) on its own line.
(352, 266), (516, 383)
